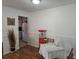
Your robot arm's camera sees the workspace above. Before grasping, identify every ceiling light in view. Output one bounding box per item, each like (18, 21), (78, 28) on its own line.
(32, 0), (41, 4)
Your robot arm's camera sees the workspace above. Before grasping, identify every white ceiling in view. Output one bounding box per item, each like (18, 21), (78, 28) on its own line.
(2, 0), (76, 12)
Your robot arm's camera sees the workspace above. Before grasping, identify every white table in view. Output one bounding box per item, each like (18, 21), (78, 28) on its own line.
(39, 43), (66, 59)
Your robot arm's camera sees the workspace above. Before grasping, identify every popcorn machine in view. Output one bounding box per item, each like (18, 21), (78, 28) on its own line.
(38, 30), (47, 47)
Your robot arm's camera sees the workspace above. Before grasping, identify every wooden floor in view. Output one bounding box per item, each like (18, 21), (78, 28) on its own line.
(3, 45), (44, 59)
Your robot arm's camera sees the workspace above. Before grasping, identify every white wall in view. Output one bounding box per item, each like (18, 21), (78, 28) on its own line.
(28, 3), (76, 57)
(2, 6), (29, 55)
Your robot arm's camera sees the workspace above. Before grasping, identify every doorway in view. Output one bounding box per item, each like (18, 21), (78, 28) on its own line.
(18, 16), (28, 48)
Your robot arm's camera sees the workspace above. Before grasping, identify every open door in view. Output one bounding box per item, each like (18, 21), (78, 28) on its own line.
(18, 16), (28, 48)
